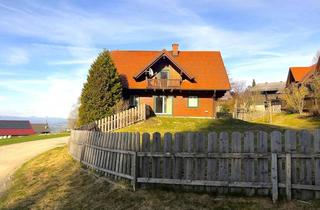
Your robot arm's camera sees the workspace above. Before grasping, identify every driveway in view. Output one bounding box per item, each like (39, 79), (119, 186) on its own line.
(0, 137), (68, 195)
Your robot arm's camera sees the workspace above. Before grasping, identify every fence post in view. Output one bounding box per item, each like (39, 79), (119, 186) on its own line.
(143, 104), (147, 120)
(315, 129), (320, 199)
(80, 131), (89, 163)
(107, 116), (110, 132)
(138, 104), (141, 120)
(271, 153), (278, 203)
(131, 152), (137, 191)
(286, 153), (292, 200)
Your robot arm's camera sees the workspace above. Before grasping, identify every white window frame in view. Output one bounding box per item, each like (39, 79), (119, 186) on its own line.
(187, 96), (199, 108)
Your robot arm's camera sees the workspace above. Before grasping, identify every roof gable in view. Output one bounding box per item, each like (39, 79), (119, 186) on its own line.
(288, 66), (314, 82)
(133, 50), (194, 80)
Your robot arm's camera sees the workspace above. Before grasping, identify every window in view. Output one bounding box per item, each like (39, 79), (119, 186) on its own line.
(129, 96), (139, 107)
(188, 96), (198, 108)
(156, 69), (169, 79)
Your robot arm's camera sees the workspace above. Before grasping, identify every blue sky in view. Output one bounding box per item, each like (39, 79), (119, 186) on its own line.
(0, 0), (319, 118)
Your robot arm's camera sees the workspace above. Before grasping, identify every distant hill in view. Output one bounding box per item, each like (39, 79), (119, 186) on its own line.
(0, 116), (68, 133)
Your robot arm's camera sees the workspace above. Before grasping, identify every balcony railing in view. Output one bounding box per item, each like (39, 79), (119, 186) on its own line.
(147, 79), (182, 89)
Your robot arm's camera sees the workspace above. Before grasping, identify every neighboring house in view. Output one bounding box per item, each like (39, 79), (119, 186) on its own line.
(31, 123), (50, 134)
(286, 64), (317, 85)
(285, 57), (320, 112)
(0, 120), (35, 137)
(110, 43), (231, 118)
(286, 57), (320, 85)
(249, 81), (285, 104)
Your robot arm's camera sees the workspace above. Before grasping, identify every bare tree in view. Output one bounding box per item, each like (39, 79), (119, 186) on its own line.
(309, 53), (320, 115)
(67, 99), (80, 129)
(312, 50), (320, 65)
(230, 80), (247, 114)
(281, 83), (309, 115)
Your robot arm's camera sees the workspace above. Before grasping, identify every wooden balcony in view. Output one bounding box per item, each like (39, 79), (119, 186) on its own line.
(147, 79), (182, 89)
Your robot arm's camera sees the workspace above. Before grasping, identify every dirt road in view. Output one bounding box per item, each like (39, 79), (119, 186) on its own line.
(0, 137), (68, 195)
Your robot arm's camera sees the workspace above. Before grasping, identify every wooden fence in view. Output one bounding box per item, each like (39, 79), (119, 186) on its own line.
(95, 103), (148, 132)
(68, 129), (320, 202)
(235, 105), (282, 122)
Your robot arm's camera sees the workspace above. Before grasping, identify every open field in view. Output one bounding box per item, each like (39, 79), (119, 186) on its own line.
(0, 133), (70, 146)
(1, 146), (318, 210)
(118, 114), (320, 134)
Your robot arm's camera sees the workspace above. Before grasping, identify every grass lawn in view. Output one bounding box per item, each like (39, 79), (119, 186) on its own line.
(0, 146), (317, 210)
(118, 114), (320, 135)
(0, 133), (70, 147)
(252, 113), (320, 130)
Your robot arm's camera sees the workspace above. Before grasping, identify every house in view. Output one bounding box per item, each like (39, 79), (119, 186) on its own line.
(0, 120), (35, 137)
(110, 43), (231, 118)
(285, 57), (320, 112)
(248, 81), (285, 109)
(31, 123), (50, 134)
(286, 57), (320, 86)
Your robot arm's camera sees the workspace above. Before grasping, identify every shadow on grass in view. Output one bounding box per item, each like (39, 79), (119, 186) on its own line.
(188, 118), (290, 134)
(299, 115), (320, 128)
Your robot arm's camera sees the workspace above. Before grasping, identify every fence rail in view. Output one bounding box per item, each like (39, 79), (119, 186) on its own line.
(147, 79), (182, 89)
(234, 105), (282, 121)
(68, 129), (320, 202)
(95, 103), (148, 132)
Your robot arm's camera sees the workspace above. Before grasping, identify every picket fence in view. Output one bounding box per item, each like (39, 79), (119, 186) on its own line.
(235, 105), (282, 122)
(68, 129), (320, 202)
(95, 103), (148, 132)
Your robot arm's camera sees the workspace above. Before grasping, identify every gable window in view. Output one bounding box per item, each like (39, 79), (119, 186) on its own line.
(129, 96), (139, 107)
(187, 96), (198, 108)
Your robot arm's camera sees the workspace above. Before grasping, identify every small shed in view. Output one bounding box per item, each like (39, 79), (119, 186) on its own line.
(31, 123), (50, 134)
(0, 120), (35, 136)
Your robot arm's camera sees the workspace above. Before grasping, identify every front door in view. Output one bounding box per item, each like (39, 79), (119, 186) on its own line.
(154, 96), (173, 115)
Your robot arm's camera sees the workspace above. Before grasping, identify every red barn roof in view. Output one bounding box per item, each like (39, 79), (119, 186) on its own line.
(0, 120), (35, 136)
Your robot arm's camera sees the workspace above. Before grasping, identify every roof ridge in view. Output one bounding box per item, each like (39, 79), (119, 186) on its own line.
(111, 50), (161, 52)
(111, 50), (221, 53)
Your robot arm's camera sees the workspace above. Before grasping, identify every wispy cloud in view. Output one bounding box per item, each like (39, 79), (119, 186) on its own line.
(2, 48), (30, 65)
(0, 95), (6, 102)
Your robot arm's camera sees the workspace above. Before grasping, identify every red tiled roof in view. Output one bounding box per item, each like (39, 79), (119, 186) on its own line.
(110, 50), (231, 90)
(289, 65), (316, 82)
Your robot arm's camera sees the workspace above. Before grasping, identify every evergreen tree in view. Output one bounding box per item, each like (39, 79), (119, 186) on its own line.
(78, 50), (122, 125)
(252, 79), (256, 87)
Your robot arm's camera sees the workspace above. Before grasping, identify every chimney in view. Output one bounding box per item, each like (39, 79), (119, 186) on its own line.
(172, 43), (179, 56)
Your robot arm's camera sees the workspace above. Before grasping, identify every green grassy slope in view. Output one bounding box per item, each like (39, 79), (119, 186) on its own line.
(0, 133), (70, 146)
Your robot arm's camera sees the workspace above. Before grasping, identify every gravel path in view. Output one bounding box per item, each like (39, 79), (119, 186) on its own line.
(0, 137), (68, 195)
